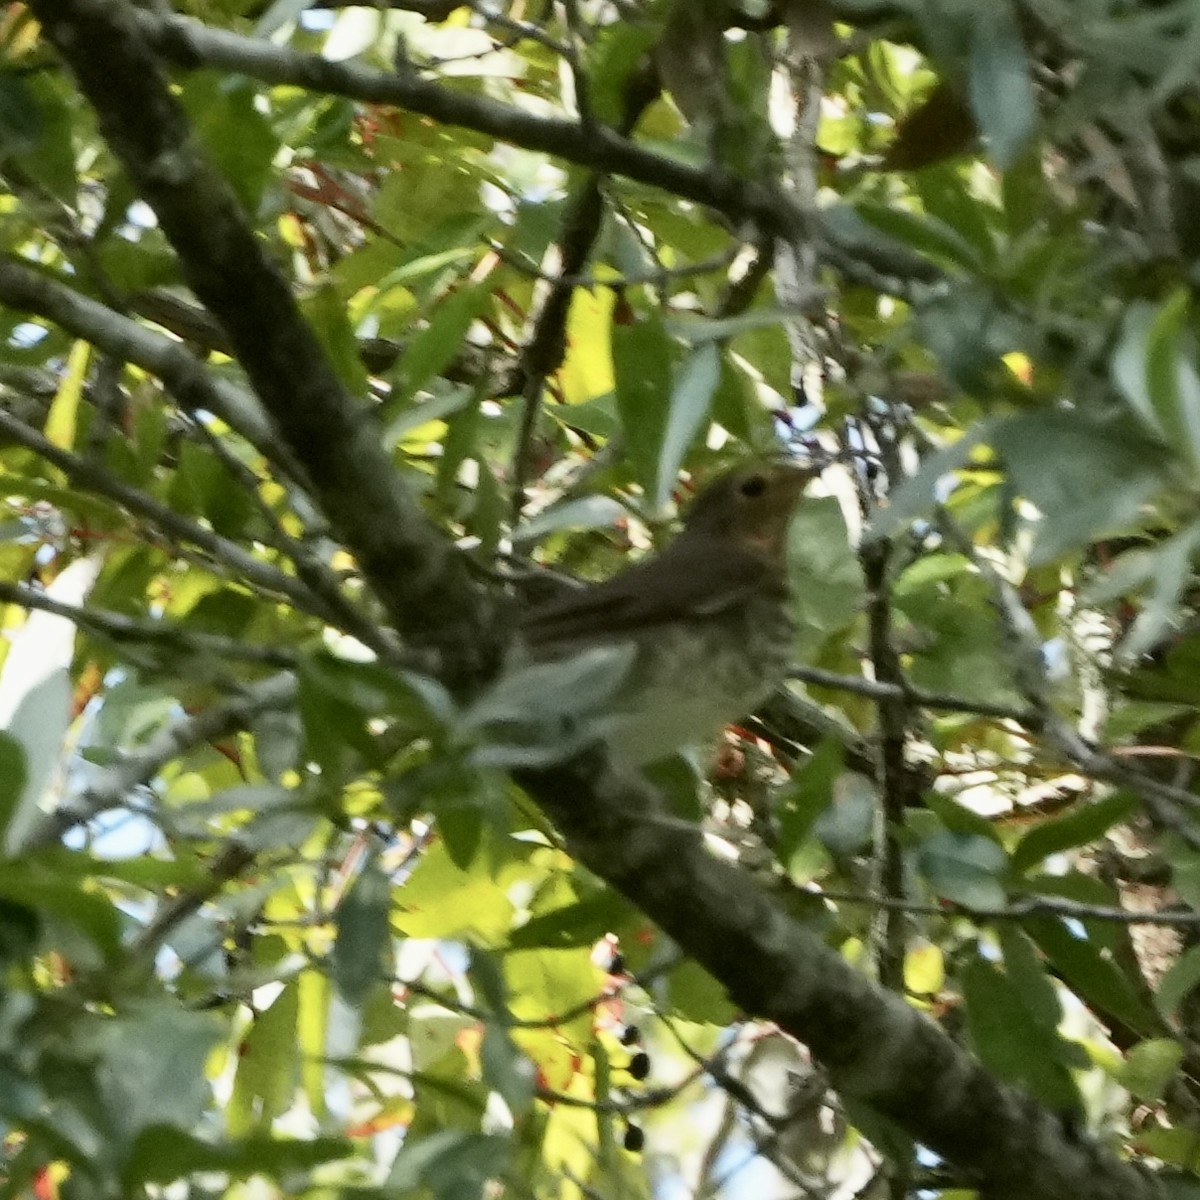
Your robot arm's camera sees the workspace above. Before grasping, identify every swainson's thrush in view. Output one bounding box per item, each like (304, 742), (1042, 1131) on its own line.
(516, 460), (814, 766)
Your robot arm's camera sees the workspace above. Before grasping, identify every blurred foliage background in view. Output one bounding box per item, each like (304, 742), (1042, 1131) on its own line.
(5, 0), (1200, 1197)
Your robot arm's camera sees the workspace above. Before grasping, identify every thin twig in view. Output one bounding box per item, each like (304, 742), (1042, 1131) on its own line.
(803, 884), (1200, 927)
(935, 509), (1200, 849)
(0, 409), (341, 624)
(0, 257), (306, 482)
(23, 671), (298, 850)
(185, 416), (401, 660)
(397, 950), (683, 1031)
(789, 663), (1038, 723)
(488, 240), (741, 291)
(537, 1066), (704, 1114)
(127, 840), (258, 966)
(0, 580), (297, 667)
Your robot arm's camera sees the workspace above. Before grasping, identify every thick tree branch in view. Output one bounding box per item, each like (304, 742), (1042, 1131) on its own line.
(136, 9), (804, 238)
(33, 0), (498, 691)
(0, 256), (291, 472)
(28, 5), (1166, 1196)
(132, 8), (941, 291)
(522, 757), (1158, 1200)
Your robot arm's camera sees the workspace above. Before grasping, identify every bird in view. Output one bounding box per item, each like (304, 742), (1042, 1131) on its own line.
(510, 458), (815, 768)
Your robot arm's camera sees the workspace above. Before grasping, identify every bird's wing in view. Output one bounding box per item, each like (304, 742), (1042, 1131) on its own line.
(520, 538), (777, 648)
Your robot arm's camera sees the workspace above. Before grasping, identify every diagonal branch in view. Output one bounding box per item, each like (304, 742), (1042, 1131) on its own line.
(0, 409), (340, 621)
(28, 5), (1165, 1195)
(24, 672), (298, 850)
(137, 9), (805, 239)
(133, 7), (941, 292)
(521, 756), (1156, 1200)
(0, 580), (296, 668)
(33, 0), (498, 692)
(0, 256), (291, 473)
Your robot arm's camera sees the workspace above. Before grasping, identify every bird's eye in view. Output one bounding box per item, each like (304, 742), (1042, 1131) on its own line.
(739, 474), (767, 498)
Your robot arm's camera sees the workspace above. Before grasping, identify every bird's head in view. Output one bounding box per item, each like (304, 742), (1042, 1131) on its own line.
(680, 459), (816, 561)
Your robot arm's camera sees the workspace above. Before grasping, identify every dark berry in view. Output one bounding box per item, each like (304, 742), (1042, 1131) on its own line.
(619, 1024), (640, 1046)
(627, 1051), (650, 1081)
(623, 1123), (645, 1153)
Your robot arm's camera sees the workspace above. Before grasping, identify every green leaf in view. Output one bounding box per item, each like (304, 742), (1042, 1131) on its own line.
(1156, 944), (1200, 1021)
(333, 855), (394, 1006)
(667, 959), (736, 1025)
(0, 733), (27, 840)
(917, 283), (1028, 391)
(45, 339), (87, 451)
(0, 899), (39, 968)
(655, 342), (720, 510)
(0, 862), (121, 955)
(963, 956), (1082, 1112)
(1140, 1129), (1200, 1174)
(1116, 1038), (1183, 1102)
(1024, 916), (1159, 1034)
(388, 1130), (511, 1200)
(385, 388), (475, 449)
(1113, 292), (1200, 469)
(481, 1024), (535, 1117)
(440, 803), (485, 870)
(865, 432), (983, 543)
(180, 74), (279, 212)
(967, 2), (1036, 169)
(0, 71), (42, 156)
(991, 409), (1165, 564)
(167, 441), (257, 538)
(508, 891), (634, 950)
(923, 791), (1003, 843)
(786, 497), (865, 656)
(227, 979), (300, 1134)
(613, 314), (673, 497)
(1080, 523), (1200, 660)
(856, 202), (985, 271)
(299, 652), (453, 776)
(391, 286), (488, 404)
(916, 832), (1008, 910)
(393, 838), (515, 942)
(997, 925), (1062, 1029)
(513, 495), (627, 544)
(916, 163), (998, 267)
(813, 772), (876, 857)
(3, 666), (73, 855)
(1011, 792), (1137, 874)
(505, 947), (605, 1044)
(590, 22), (658, 125)
(95, 1005), (221, 1143)
(125, 1128), (352, 1188)
(0, 68), (74, 200)
(776, 739), (843, 866)
(302, 283), (370, 396)
(463, 644), (636, 769)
